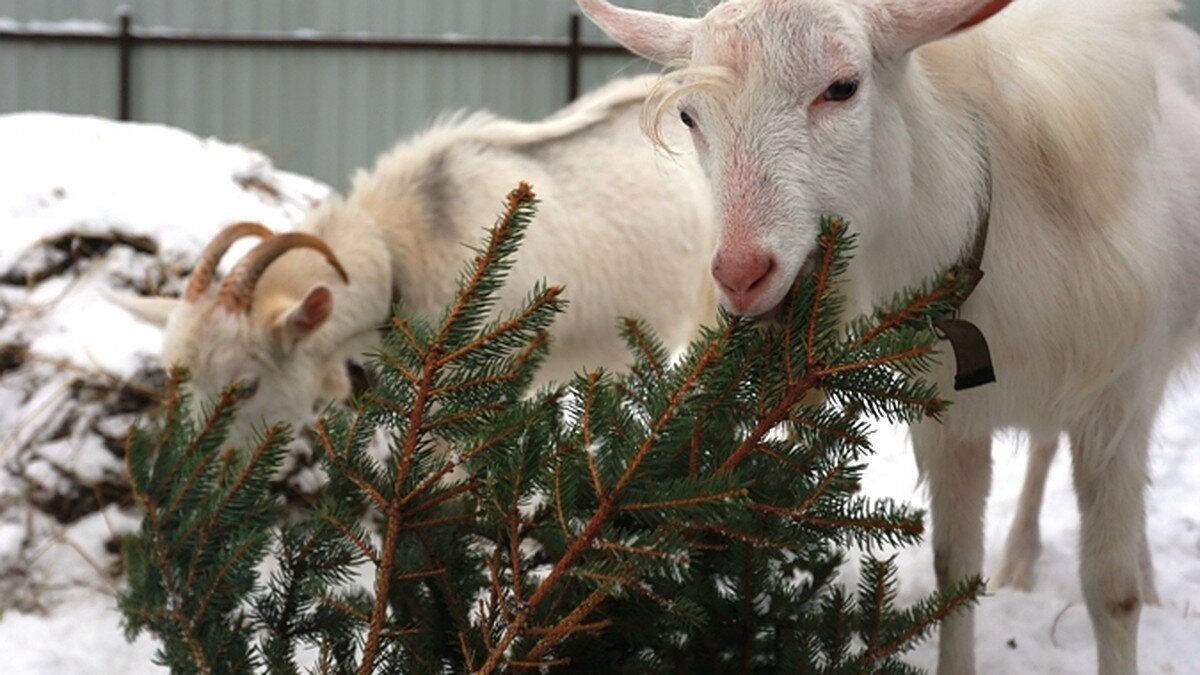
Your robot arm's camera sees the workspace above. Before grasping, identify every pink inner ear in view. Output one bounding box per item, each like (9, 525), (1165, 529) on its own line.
(293, 286), (333, 334)
(953, 0), (1011, 32)
(876, 0), (1014, 55)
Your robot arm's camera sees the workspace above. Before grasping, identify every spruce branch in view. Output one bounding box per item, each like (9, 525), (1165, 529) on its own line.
(123, 192), (982, 673)
(122, 377), (285, 674)
(478, 330), (733, 673)
(358, 183), (558, 675)
(864, 576), (985, 664)
(522, 586), (614, 663)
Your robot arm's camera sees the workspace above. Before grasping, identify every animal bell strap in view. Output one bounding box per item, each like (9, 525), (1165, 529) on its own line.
(936, 150), (996, 392)
(934, 314), (995, 391)
(348, 284), (405, 398)
(931, 267), (998, 389)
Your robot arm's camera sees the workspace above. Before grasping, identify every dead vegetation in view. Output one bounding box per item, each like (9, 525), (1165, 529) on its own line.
(0, 226), (172, 612)
(1, 229), (158, 288)
(0, 228), (321, 546)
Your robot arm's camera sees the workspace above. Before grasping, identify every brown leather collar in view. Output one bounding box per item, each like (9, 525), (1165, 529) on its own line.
(349, 284), (403, 398)
(931, 153), (996, 391)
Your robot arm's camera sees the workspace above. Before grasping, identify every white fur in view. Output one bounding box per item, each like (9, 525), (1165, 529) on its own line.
(992, 435), (1057, 592)
(122, 76), (715, 446)
(582, 1), (1200, 673)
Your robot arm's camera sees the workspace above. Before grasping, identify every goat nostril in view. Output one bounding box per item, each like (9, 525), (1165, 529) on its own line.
(749, 258), (775, 291)
(712, 252), (774, 296)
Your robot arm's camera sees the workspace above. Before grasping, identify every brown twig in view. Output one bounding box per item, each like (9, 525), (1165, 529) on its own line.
(321, 514), (380, 565)
(622, 317), (665, 378)
(398, 512), (475, 532)
(717, 374), (821, 474)
(358, 184), (538, 675)
(581, 372), (606, 499)
(126, 451), (215, 674)
(596, 540), (678, 561)
(849, 270), (962, 351)
(692, 520), (794, 551)
(619, 487), (748, 512)
(865, 577), (984, 663)
(180, 426), (282, 589)
(404, 479), (479, 519)
(376, 352), (422, 384)
(805, 220), (843, 368)
(193, 536), (262, 626)
(358, 350), (435, 675)
(478, 331), (728, 674)
(819, 344), (937, 378)
(434, 289), (562, 368)
(314, 416), (389, 511)
(388, 316), (428, 359)
(520, 586), (612, 664)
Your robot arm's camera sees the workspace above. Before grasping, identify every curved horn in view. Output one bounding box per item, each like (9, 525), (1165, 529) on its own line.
(185, 221), (275, 301)
(217, 232), (350, 313)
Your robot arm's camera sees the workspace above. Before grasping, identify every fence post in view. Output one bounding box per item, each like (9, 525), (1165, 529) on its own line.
(117, 7), (133, 121)
(567, 13), (582, 102)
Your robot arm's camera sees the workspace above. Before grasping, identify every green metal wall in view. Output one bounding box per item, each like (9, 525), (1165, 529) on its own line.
(1, 1), (1198, 188)
(0, 1), (702, 187)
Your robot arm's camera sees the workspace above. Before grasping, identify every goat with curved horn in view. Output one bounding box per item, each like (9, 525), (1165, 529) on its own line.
(218, 232), (350, 313)
(184, 221), (275, 301)
(109, 76), (714, 475)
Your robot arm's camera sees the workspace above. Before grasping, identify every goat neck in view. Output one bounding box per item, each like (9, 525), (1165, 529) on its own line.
(850, 65), (993, 312)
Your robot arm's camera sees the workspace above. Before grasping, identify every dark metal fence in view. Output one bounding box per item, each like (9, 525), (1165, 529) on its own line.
(0, 8), (630, 122)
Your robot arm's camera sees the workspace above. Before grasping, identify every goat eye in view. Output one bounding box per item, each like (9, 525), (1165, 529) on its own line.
(822, 79), (859, 103)
(235, 378), (260, 400)
(680, 110), (697, 129)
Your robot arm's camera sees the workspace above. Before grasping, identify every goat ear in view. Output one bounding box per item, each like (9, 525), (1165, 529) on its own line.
(101, 288), (179, 328)
(278, 284), (334, 344)
(578, 0), (698, 63)
(867, 0), (1011, 57)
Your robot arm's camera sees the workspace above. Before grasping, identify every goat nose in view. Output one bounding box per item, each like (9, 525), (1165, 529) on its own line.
(712, 250), (775, 313)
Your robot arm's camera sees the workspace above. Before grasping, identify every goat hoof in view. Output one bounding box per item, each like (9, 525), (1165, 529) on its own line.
(993, 560), (1036, 591)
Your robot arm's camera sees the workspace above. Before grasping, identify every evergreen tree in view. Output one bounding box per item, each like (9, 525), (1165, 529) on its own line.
(121, 183), (982, 674)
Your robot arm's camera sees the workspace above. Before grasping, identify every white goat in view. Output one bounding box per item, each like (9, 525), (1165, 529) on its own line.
(119, 76), (714, 445)
(581, 1), (1200, 673)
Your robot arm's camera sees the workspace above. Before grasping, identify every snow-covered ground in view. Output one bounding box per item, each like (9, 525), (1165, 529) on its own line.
(0, 113), (328, 673)
(860, 400), (1200, 674)
(0, 113), (1196, 673)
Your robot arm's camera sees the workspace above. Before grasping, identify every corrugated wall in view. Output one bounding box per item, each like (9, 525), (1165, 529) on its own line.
(2, 1), (1199, 187)
(0, 0), (704, 188)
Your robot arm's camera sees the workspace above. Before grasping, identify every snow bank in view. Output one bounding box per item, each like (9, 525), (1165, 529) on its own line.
(0, 111), (328, 380)
(0, 112), (326, 274)
(0, 113), (329, 655)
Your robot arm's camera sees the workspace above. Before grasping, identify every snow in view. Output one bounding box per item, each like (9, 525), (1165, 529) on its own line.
(18, 264), (162, 377)
(0, 112), (327, 275)
(848, 379), (1200, 673)
(0, 112), (330, 674)
(0, 588), (160, 675)
(0, 112), (1196, 673)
